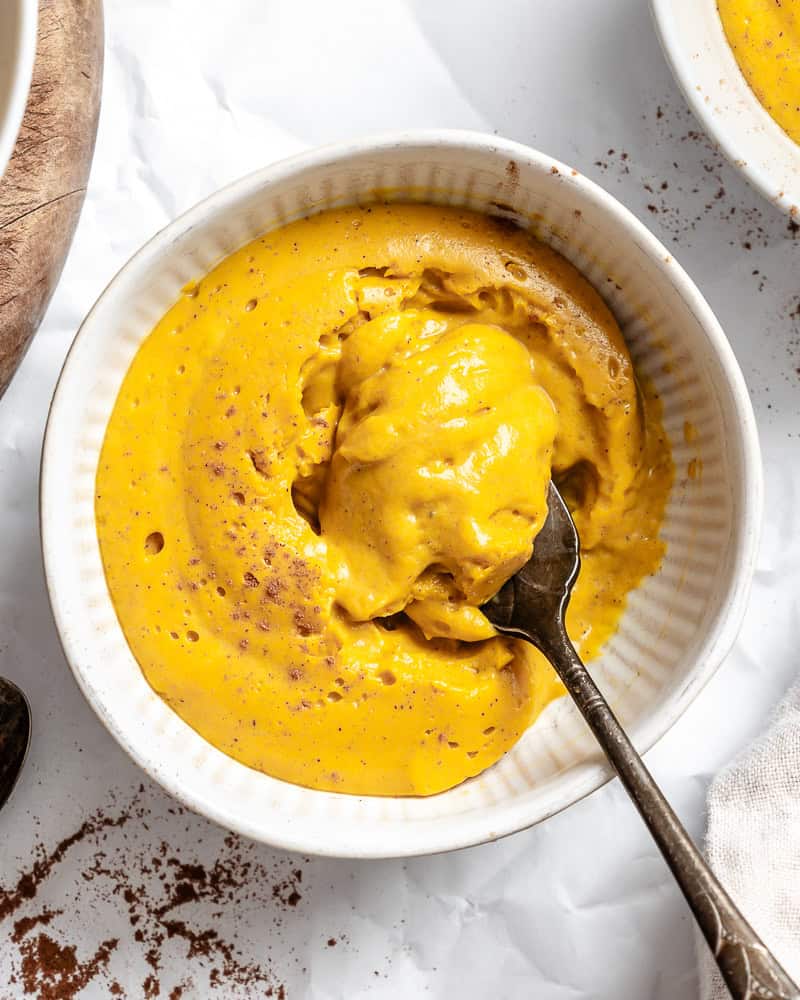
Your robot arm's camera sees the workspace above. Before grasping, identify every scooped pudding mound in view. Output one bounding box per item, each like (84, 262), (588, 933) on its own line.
(95, 203), (673, 796)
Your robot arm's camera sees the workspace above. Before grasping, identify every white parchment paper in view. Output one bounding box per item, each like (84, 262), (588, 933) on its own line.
(1, 1), (798, 996)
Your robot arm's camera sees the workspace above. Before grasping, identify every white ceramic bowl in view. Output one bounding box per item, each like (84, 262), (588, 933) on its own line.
(41, 131), (762, 858)
(652, 0), (800, 215)
(0, 0), (36, 182)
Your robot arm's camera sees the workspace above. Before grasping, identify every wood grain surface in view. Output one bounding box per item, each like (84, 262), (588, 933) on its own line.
(0, 0), (103, 399)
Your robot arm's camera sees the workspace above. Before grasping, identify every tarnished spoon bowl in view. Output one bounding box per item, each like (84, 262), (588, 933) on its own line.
(0, 676), (30, 811)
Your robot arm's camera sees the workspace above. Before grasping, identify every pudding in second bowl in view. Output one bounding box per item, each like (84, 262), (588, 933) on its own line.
(717, 0), (800, 146)
(94, 202), (673, 797)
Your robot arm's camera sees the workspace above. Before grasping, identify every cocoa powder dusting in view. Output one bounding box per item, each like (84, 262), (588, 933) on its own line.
(272, 870), (303, 909)
(0, 813), (129, 922)
(12, 907), (61, 943)
(591, 104), (774, 249)
(0, 787), (302, 996)
(591, 102), (800, 385)
(19, 934), (118, 999)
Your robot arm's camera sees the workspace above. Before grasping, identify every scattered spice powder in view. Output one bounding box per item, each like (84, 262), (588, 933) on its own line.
(591, 101), (800, 381)
(12, 907), (61, 944)
(0, 812), (129, 922)
(18, 934), (118, 999)
(0, 787), (312, 997)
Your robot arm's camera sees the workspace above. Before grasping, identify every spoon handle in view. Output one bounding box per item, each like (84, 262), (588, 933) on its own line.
(541, 626), (799, 1000)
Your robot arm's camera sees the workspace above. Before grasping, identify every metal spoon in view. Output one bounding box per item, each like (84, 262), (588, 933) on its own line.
(0, 677), (30, 812)
(482, 482), (799, 1000)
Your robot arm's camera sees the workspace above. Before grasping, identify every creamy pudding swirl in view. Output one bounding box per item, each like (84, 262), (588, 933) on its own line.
(96, 204), (673, 796)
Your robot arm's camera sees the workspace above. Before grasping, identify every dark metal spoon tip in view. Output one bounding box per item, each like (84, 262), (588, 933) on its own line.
(0, 676), (31, 812)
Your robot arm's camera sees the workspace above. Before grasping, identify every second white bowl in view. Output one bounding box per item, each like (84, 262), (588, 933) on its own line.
(41, 131), (762, 858)
(652, 0), (800, 215)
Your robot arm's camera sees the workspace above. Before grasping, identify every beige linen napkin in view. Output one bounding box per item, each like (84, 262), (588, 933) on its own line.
(699, 681), (800, 999)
